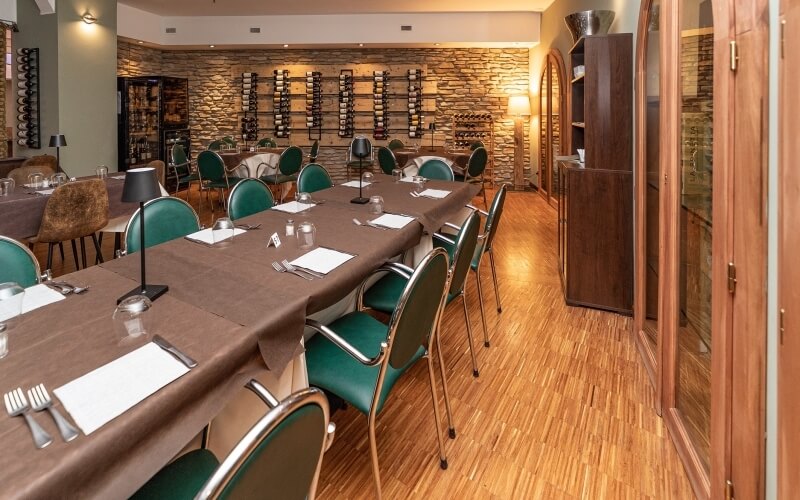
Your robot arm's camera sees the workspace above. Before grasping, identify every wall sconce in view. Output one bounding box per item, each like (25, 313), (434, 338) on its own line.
(81, 13), (98, 24)
(507, 95), (532, 189)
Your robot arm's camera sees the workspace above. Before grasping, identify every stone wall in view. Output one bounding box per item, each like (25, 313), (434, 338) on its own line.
(0, 27), (6, 158)
(118, 42), (530, 185)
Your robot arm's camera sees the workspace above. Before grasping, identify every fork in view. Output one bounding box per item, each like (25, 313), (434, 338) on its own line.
(4, 388), (53, 449)
(353, 218), (387, 230)
(27, 384), (79, 442)
(282, 259), (324, 279)
(272, 261), (313, 280)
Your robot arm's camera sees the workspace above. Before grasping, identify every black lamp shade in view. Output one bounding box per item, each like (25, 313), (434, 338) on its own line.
(49, 134), (67, 147)
(122, 167), (160, 203)
(352, 136), (371, 159)
(428, 122), (436, 131)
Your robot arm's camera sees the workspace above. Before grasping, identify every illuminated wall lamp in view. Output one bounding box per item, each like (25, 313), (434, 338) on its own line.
(82, 13), (98, 24)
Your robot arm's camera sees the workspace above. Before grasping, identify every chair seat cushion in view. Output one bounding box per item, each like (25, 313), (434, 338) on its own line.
(362, 272), (407, 314)
(178, 173), (200, 183)
(346, 161), (374, 168)
(306, 311), (424, 415)
(131, 449), (219, 500)
(260, 174), (298, 184)
(204, 177), (244, 189)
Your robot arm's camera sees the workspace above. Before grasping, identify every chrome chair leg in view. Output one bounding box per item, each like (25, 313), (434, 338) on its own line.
(461, 291), (480, 377)
(488, 249), (501, 313)
(474, 267), (490, 348)
(434, 326), (456, 439)
(425, 354), (449, 471)
(367, 413), (383, 500)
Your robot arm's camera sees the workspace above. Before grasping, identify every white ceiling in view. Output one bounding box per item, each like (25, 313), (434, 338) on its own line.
(119, 0), (553, 17)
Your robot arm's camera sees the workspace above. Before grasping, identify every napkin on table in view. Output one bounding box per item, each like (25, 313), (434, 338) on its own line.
(290, 247), (355, 275)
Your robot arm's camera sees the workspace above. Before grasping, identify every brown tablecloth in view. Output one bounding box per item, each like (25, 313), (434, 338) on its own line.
(0, 175), (137, 240)
(393, 147), (471, 174)
(0, 178), (477, 498)
(218, 148), (284, 170)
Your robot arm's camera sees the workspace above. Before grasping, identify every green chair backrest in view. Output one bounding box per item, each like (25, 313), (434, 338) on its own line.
(296, 163), (333, 194)
(0, 235), (41, 287)
(386, 248), (449, 369)
(124, 197), (200, 254)
(466, 147), (488, 178)
(257, 138), (277, 148)
(377, 147), (398, 175)
(208, 140), (224, 151)
(470, 140), (486, 151)
(309, 140), (320, 160)
(197, 151), (226, 183)
(198, 388), (329, 500)
(418, 159), (454, 182)
(222, 136), (236, 146)
(447, 211), (481, 295)
(387, 139), (405, 151)
(279, 146), (304, 176)
(171, 144), (189, 166)
(228, 179), (274, 220)
(483, 184), (508, 252)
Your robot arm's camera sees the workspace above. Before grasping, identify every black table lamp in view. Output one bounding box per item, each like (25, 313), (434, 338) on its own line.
(117, 167), (169, 303)
(350, 136), (371, 204)
(428, 122), (436, 150)
(49, 134), (67, 173)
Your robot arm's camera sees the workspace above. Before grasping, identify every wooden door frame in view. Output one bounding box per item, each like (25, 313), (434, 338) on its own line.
(538, 49), (567, 207)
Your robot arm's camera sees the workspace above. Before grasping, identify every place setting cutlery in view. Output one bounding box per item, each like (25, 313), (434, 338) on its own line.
(28, 384), (79, 442)
(282, 259), (324, 279)
(44, 281), (90, 295)
(272, 261), (313, 280)
(352, 218), (386, 230)
(235, 223), (261, 230)
(5, 384), (81, 448)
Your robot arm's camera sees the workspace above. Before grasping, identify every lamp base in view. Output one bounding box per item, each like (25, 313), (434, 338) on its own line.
(117, 284), (169, 304)
(350, 197), (369, 204)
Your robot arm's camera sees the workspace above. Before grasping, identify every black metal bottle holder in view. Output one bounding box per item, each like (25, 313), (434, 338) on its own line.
(16, 48), (40, 149)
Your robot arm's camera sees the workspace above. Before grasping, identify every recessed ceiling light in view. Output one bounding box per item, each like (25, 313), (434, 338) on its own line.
(138, 41), (144, 44)
(434, 43), (440, 46)
(209, 45), (215, 48)
(283, 44), (289, 48)
(358, 43), (364, 47)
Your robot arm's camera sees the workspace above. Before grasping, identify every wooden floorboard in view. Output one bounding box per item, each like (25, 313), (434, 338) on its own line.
(30, 187), (694, 498)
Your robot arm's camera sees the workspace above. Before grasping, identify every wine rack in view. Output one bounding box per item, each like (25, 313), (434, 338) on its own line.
(452, 112), (495, 181)
(241, 72), (259, 144)
(338, 70), (354, 138)
(373, 70), (389, 140)
(408, 69), (424, 139)
(305, 71), (322, 140)
(273, 69), (291, 139)
(16, 48), (40, 149)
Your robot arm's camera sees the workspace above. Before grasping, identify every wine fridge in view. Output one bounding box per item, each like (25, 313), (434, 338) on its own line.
(117, 76), (190, 171)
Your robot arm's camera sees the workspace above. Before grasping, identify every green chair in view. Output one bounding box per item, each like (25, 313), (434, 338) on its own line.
(169, 144), (200, 202)
(307, 140), (320, 163)
(376, 146), (399, 175)
(418, 159), (454, 182)
(227, 178), (274, 221)
(124, 197), (200, 254)
(454, 147), (489, 206)
(260, 146), (303, 202)
(207, 140), (224, 151)
(0, 235), (43, 287)
(305, 248), (454, 499)
(363, 211), (482, 376)
(197, 151), (245, 216)
(345, 136), (374, 181)
(257, 137), (277, 148)
(470, 140), (486, 150)
(221, 136), (236, 147)
(132, 381), (334, 500)
(296, 163), (333, 194)
(387, 139), (405, 151)
(466, 184), (508, 347)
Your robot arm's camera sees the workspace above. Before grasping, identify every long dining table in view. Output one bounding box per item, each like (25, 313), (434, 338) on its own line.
(0, 175), (478, 499)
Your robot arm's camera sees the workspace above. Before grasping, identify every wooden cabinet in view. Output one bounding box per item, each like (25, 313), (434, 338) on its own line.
(557, 33), (633, 314)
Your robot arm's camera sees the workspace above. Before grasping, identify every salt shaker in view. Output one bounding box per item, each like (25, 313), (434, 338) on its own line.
(285, 219), (295, 237)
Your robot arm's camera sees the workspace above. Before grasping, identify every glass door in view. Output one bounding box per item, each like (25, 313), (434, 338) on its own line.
(538, 53), (566, 208)
(539, 70), (549, 199)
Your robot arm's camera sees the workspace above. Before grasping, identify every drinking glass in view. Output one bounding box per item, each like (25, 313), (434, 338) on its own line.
(50, 173), (67, 188)
(392, 168), (403, 183)
(295, 192), (314, 205)
(412, 175), (426, 193)
(113, 295), (153, 344)
(0, 282), (25, 359)
(296, 221), (317, 249)
(27, 172), (43, 189)
(362, 171), (374, 186)
(212, 217), (235, 244)
(368, 195), (384, 215)
(96, 165), (108, 179)
(0, 178), (15, 196)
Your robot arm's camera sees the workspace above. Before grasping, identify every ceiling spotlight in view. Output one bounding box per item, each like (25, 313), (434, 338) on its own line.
(283, 44), (289, 48)
(138, 40), (144, 44)
(434, 43), (440, 46)
(81, 12), (97, 24)
(209, 45), (215, 48)
(358, 43), (364, 47)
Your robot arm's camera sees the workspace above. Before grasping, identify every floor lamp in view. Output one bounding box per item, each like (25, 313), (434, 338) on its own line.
(508, 95), (531, 190)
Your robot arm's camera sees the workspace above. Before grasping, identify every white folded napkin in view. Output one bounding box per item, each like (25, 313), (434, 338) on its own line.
(417, 188), (451, 199)
(110, 175), (126, 180)
(370, 213), (416, 229)
(272, 201), (316, 214)
(54, 343), (190, 435)
(400, 176), (417, 183)
(36, 189), (55, 195)
(185, 228), (246, 245)
(339, 180), (372, 188)
(0, 284), (66, 322)
(290, 247), (355, 275)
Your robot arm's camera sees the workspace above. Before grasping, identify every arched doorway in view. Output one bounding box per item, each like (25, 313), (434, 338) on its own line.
(537, 50), (566, 209)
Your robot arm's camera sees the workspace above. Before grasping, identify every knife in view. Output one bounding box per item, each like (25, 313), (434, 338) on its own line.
(153, 335), (198, 368)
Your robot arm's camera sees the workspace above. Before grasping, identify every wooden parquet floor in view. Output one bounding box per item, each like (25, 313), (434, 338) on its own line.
(314, 192), (695, 499)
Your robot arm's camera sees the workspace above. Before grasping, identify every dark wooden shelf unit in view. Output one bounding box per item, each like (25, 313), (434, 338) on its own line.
(558, 33), (633, 315)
